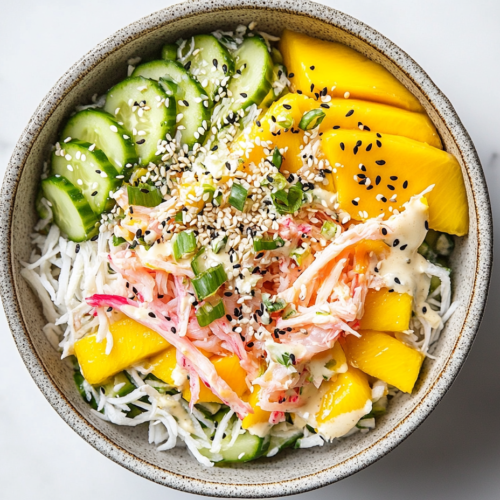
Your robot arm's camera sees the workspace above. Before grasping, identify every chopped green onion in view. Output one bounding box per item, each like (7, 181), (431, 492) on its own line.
(282, 306), (297, 320)
(173, 230), (197, 261)
(262, 293), (287, 313)
(290, 246), (311, 266)
(253, 236), (285, 252)
(276, 112), (293, 129)
(276, 352), (292, 367)
(175, 211), (184, 223)
(212, 235), (228, 254)
(213, 193), (223, 206)
(112, 235), (126, 246)
(191, 247), (206, 275)
(127, 183), (163, 207)
(298, 109), (326, 131)
(202, 184), (215, 203)
(272, 147), (283, 170)
(196, 299), (226, 327)
(320, 221), (337, 240)
(192, 264), (228, 300)
(271, 183), (304, 214)
(260, 172), (287, 190)
(229, 182), (248, 211)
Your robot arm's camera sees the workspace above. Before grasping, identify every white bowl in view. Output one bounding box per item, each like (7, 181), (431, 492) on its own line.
(0, 0), (492, 496)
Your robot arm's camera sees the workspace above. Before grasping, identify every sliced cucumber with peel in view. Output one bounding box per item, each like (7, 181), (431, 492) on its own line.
(184, 34), (234, 101)
(104, 76), (175, 165)
(102, 372), (136, 398)
(261, 63), (290, 109)
(41, 176), (98, 242)
(201, 430), (267, 464)
(133, 60), (211, 148)
(266, 429), (303, 457)
(61, 109), (137, 174)
(51, 140), (119, 214)
(227, 36), (273, 113)
(161, 43), (178, 61)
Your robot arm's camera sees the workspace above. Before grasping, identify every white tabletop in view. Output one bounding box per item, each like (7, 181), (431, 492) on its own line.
(1, 1), (499, 498)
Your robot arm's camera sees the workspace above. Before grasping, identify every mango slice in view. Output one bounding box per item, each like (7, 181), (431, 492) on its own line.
(280, 29), (423, 112)
(316, 366), (372, 439)
(149, 346), (177, 386)
(183, 354), (248, 404)
(320, 98), (442, 149)
(342, 330), (424, 393)
(322, 129), (469, 236)
(360, 288), (413, 332)
(74, 318), (169, 385)
(242, 385), (272, 429)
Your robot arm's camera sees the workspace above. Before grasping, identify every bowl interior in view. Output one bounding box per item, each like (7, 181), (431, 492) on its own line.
(4, 1), (484, 496)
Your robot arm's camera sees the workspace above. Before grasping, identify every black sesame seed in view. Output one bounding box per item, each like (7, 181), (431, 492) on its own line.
(400, 244), (408, 250)
(247, 342), (254, 348)
(288, 72), (295, 78)
(393, 239), (400, 247)
(75, 244), (80, 254)
(377, 133), (382, 138)
(222, 63), (228, 73)
(346, 109), (354, 117)
(107, 307), (112, 312)
(364, 126), (371, 131)
(390, 176), (398, 181)
(381, 196), (387, 203)
(213, 58), (218, 68)
(353, 146), (358, 155)
(358, 174), (366, 179)
(211, 145), (219, 151)
(388, 289), (394, 293)
(340, 142), (345, 151)
(403, 180), (409, 189)
(376, 160), (386, 165)
(367, 185), (374, 190)
(360, 164), (366, 171)
(136, 139), (146, 144)
(310, 65), (315, 70)
(374, 267), (379, 273)
(310, 83), (315, 92)
(297, 89), (303, 94)
(376, 176), (381, 185)
(387, 184), (395, 191)
(90, 235), (99, 241)
(423, 307), (428, 314)
(184, 61), (191, 71)
(256, 252), (264, 259)
(366, 143), (373, 152)
(376, 140), (382, 148)
(148, 312), (156, 318)
(394, 277), (401, 284)
(382, 228), (388, 235)
(333, 125), (340, 129)
(132, 287), (138, 294)
(183, 100), (189, 107)
(425, 221), (429, 230)
(233, 264), (241, 269)
(320, 103), (330, 109)
(283, 104), (292, 110)
(240, 92), (248, 98)
(224, 292), (233, 297)
(266, 175), (274, 183)
(165, 316), (171, 321)
(91, 191), (98, 196)
(226, 314), (233, 322)
(352, 199), (359, 206)
(171, 327), (177, 333)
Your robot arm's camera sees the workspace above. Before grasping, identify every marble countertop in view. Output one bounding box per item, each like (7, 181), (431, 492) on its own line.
(1, 1), (499, 499)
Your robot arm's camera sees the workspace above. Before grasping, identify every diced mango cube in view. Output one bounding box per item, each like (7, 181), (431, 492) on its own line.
(360, 288), (412, 332)
(74, 318), (169, 385)
(342, 330), (424, 393)
(316, 367), (372, 439)
(242, 385), (272, 429)
(280, 29), (424, 112)
(183, 354), (248, 404)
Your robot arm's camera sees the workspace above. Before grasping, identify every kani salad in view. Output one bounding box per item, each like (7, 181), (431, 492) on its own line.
(23, 25), (468, 465)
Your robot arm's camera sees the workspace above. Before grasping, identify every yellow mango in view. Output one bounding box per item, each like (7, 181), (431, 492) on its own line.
(149, 346), (177, 386)
(183, 354), (248, 404)
(322, 129), (469, 236)
(242, 385), (272, 429)
(178, 182), (208, 213)
(75, 318), (169, 386)
(353, 240), (390, 274)
(320, 98), (442, 149)
(360, 288), (413, 332)
(342, 330), (424, 393)
(280, 29), (423, 112)
(316, 367), (372, 439)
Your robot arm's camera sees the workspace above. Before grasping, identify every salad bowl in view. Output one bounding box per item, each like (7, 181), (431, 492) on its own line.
(0, 0), (492, 496)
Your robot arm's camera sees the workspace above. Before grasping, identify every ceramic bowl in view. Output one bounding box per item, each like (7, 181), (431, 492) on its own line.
(0, 0), (492, 496)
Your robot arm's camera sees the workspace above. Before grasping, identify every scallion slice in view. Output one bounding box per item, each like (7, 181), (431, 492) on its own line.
(253, 236), (285, 252)
(173, 230), (197, 261)
(191, 246), (206, 275)
(202, 184), (215, 203)
(229, 183), (248, 211)
(290, 246), (311, 266)
(175, 211), (184, 223)
(112, 235), (126, 246)
(127, 183), (163, 207)
(298, 109), (326, 131)
(261, 172), (287, 190)
(320, 221), (337, 240)
(262, 293), (287, 313)
(212, 234), (228, 254)
(271, 183), (304, 214)
(272, 147), (283, 170)
(192, 264), (228, 300)
(196, 299), (225, 327)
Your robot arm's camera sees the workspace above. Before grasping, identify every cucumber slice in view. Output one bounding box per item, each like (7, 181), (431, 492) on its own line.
(133, 60), (211, 148)
(261, 63), (290, 108)
(435, 233), (455, 256)
(51, 140), (119, 214)
(41, 176), (98, 242)
(227, 36), (273, 113)
(201, 430), (266, 463)
(102, 372), (136, 398)
(161, 43), (178, 61)
(184, 34), (235, 101)
(35, 188), (52, 221)
(266, 429), (303, 457)
(61, 108), (137, 174)
(104, 76), (175, 166)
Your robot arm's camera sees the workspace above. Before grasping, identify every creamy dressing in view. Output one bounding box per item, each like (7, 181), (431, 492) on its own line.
(307, 348), (348, 388)
(157, 393), (196, 434)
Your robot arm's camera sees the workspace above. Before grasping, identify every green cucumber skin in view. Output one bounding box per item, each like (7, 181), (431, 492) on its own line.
(228, 36), (274, 113)
(161, 43), (178, 61)
(41, 176), (98, 242)
(185, 34), (235, 101)
(133, 60), (211, 148)
(61, 108), (138, 173)
(51, 140), (119, 214)
(104, 76), (175, 166)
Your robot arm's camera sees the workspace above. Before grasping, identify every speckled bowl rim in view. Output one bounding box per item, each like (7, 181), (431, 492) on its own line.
(0, 0), (492, 497)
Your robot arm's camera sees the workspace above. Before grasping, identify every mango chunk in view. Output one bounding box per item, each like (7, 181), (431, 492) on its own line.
(183, 354), (248, 404)
(149, 346), (177, 386)
(242, 385), (272, 429)
(320, 98), (442, 149)
(280, 29), (423, 112)
(322, 129), (469, 236)
(75, 318), (169, 385)
(360, 288), (412, 332)
(316, 367), (372, 439)
(342, 330), (424, 393)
